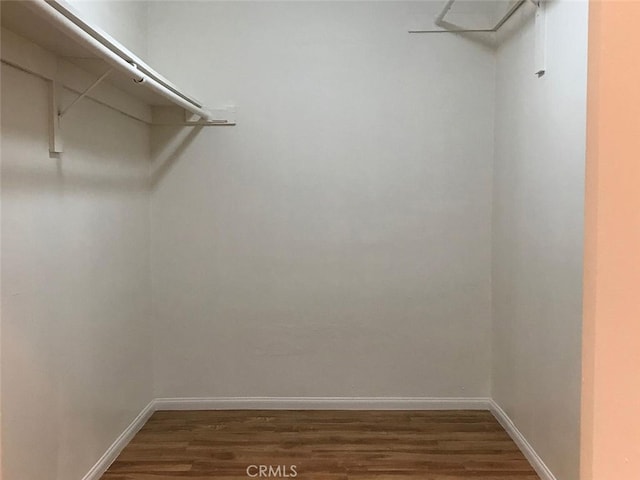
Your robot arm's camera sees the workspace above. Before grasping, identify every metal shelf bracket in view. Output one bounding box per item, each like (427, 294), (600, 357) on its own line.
(59, 68), (112, 118)
(48, 68), (112, 154)
(49, 79), (63, 154)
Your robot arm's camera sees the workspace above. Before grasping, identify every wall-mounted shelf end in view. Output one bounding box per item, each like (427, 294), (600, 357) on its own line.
(184, 106), (237, 127)
(148, 106), (237, 127)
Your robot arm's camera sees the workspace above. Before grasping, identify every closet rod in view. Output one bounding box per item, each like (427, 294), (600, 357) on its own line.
(23, 0), (215, 121)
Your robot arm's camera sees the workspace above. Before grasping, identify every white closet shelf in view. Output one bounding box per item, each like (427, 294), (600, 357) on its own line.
(409, 0), (530, 34)
(1, 0), (234, 128)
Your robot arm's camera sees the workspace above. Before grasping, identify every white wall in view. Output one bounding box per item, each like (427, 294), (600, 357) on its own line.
(147, 1), (495, 398)
(492, 2), (588, 479)
(0, 65), (152, 480)
(0, 1), (590, 479)
(65, 0), (149, 61)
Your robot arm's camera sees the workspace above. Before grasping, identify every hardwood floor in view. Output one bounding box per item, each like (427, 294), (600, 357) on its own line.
(101, 410), (540, 480)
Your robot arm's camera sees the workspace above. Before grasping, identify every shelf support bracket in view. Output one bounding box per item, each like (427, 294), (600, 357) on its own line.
(59, 68), (113, 117)
(48, 79), (63, 154)
(181, 106), (237, 127)
(48, 68), (112, 155)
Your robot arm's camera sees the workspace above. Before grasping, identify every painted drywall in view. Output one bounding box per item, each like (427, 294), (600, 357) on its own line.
(582, 2), (640, 478)
(64, 0), (149, 61)
(0, 64), (152, 480)
(492, 2), (588, 479)
(147, 1), (495, 398)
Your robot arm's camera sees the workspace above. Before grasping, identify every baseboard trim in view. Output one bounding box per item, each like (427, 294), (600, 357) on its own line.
(83, 397), (557, 480)
(489, 400), (558, 480)
(81, 400), (156, 480)
(153, 396), (492, 411)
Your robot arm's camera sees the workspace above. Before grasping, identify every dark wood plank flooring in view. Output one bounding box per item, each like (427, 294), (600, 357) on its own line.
(101, 410), (540, 479)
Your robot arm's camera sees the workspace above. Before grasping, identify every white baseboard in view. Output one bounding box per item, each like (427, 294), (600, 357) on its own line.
(153, 396), (492, 411)
(81, 400), (156, 480)
(489, 400), (557, 480)
(83, 397), (556, 480)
